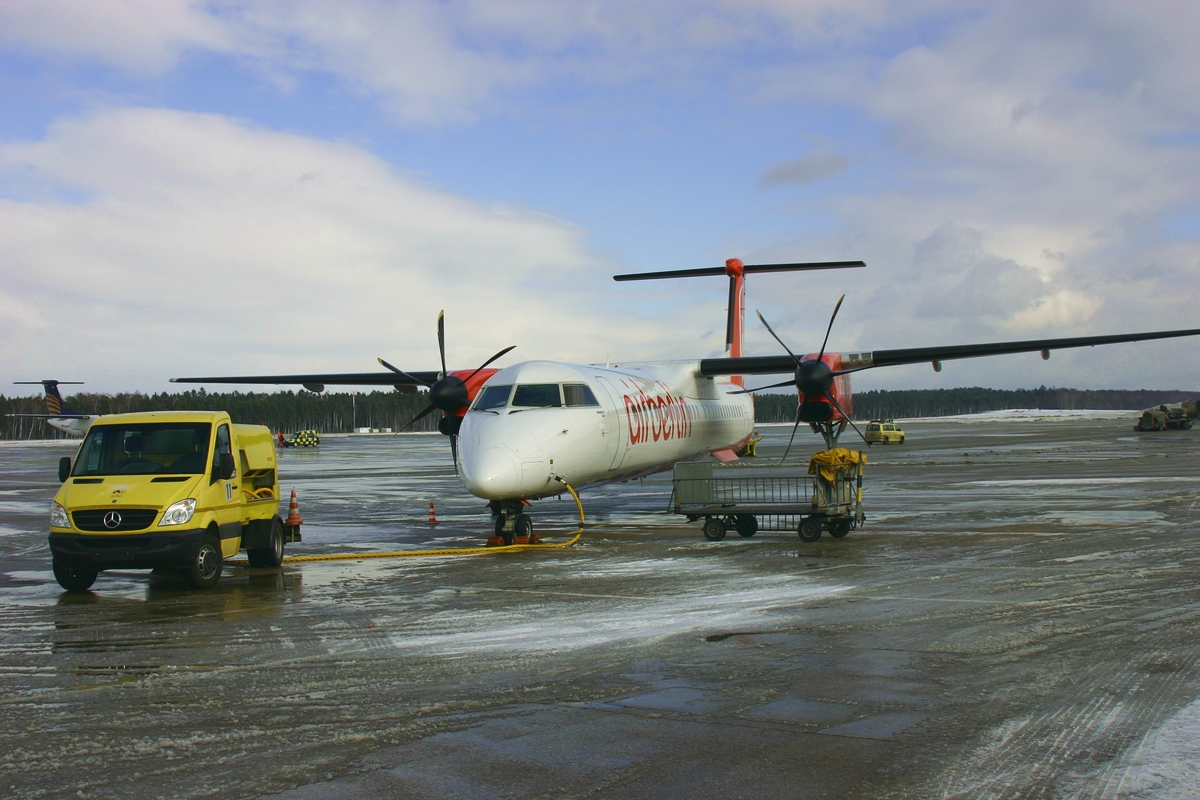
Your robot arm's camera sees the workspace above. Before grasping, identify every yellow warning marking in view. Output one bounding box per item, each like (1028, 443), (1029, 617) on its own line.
(233, 484), (585, 565)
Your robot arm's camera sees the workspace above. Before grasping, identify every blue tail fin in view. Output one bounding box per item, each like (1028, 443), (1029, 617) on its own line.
(14, 381), (84, 416)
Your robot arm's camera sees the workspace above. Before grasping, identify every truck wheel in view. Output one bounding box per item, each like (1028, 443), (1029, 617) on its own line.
(702, 517), (726, 541)
(734, 515), (758, 538)
(53, 560), (98, 592)
(829, 519), (852, 538)
(798, 518), (822, 542)
(185, 535), (223, 589)
(248, 518), (285, 568)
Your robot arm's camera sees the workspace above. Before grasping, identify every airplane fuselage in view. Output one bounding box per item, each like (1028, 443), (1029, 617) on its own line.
(47, 416), (98, 438)
(458, 359), (754, 500)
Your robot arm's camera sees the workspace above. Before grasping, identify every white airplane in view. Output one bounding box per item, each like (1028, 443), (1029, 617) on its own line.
(174, 258), (1200, 541)
(8, 380), (99, 437)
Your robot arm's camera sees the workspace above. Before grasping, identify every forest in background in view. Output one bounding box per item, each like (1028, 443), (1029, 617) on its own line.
(2, 386), (1196, 439)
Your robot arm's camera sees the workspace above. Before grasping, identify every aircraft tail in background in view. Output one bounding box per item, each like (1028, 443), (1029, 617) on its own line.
(9, 381), (98, 437)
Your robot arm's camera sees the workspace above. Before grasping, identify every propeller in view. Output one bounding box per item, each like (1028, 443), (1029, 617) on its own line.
(379, 311), (515, 473)
(740, 295), (869, 460)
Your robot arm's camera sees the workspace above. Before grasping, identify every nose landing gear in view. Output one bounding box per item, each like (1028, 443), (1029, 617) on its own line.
(488, 499), (539, 545)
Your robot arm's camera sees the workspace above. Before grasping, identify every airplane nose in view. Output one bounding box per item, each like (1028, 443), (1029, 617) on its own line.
(459, 446), (522, 499)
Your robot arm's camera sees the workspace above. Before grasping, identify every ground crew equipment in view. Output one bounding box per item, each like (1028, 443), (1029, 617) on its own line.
(671, 451), (866, 543)
(49, 411), (286, 591)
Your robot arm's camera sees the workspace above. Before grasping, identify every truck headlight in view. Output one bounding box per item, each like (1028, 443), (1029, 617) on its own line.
(50, 502), (69, 529)
(159, 498), (196, 526)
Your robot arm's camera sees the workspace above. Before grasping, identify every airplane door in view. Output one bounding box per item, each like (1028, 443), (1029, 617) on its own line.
(594, 377), (627, 470)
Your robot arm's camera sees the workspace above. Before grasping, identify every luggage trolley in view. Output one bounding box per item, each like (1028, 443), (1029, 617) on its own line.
(670, 450), (866, 542)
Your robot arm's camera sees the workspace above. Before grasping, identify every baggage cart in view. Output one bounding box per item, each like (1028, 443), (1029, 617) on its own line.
(670, 450), (866, 542)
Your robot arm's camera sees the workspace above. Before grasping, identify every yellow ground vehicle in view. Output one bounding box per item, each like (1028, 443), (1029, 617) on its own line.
(49, 411), (286, 591)
(864, 419), (905, 445)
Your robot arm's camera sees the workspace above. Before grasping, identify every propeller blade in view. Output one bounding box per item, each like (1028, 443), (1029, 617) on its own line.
(824, 392), (868, 446)
(780, 410), (803, 464)
(400, 403), (437, 432)
(463, 345), (517, 384)
(756, 311), (801, 366)
(377, 357), (433, 388)
(450, 434), (459, 476)
(437, 310), (448, 379)
(730, 378), (797, 395)
(817, 294), (845, 361)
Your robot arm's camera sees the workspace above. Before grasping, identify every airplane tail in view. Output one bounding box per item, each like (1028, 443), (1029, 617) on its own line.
(613, 259), (866, 386)
(14, 380), (84, 416)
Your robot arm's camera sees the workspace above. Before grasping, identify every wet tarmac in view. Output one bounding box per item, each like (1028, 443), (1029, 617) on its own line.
(2, 415), (1199, 799)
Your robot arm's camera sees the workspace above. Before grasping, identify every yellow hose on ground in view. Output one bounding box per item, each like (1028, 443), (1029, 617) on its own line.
(233, 484), (585, 565)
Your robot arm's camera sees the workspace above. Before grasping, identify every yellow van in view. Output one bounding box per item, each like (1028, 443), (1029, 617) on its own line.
(864, 419), (905, 445)
(49, 411), (285, 591)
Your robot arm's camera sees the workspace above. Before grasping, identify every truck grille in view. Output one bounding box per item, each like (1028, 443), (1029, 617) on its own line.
(72, 509), (159, 532)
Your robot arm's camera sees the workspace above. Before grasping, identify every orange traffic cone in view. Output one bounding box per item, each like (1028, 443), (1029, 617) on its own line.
(428, 502), (438, 525)
(285, 489), (303, 526)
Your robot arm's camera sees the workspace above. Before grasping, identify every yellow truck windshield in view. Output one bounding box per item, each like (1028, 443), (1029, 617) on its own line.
(73, 423), (213, 476)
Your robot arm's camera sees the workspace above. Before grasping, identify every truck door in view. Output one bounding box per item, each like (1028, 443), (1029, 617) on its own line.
(208, 423), (241, 557)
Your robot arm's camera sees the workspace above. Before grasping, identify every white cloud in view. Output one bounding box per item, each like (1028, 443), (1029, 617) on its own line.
(757, 150), (849, 188)
(0, 0), (231, 73)
(0, 107), (687, 391)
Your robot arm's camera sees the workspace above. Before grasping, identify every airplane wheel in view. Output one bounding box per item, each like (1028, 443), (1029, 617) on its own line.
(798, 518), (822, 542)
(734, 515), (758, 538)
(515, 514), (533, 541)
(829, 520), (852, 538)
(702, 517), (726, 541)
(53, 560), (98, 592)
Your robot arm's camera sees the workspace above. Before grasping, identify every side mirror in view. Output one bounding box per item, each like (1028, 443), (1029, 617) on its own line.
(58, 457), (71, 483)
(219, 452), (236, 480)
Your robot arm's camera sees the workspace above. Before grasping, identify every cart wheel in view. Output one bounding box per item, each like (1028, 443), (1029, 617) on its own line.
(734, 515), (758, 538)
(798, 518), (822, 542)
(829, 519), (852, 538)
(702, 517), (726, 542)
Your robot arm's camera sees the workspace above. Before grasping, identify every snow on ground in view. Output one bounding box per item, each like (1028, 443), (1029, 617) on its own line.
(906, 409), (1140, 423)
(1101, 698), (1200, 798)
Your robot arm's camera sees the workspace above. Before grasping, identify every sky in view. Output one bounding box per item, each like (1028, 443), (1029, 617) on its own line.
(2, 0), (1198, 395)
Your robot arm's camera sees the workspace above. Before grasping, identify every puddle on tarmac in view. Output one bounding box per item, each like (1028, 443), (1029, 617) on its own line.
(743, 698), (854, 725)
(819, 711), (923, 740)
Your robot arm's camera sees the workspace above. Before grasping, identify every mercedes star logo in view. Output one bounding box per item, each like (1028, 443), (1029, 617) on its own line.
(103, 511), (122, 529)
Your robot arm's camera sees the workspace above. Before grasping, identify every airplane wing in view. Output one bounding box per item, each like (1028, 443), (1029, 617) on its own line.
(698, 327), (1200, 376)
(170, 371), (441, 392)
(5, 413), (93, 419)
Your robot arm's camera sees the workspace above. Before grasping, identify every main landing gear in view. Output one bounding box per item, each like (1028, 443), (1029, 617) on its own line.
(489, 499), (539, 546)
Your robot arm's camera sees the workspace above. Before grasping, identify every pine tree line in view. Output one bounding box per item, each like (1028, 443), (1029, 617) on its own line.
(0, 390), (437, 441)
(753, 387), (1198, 423)
(4, 386), (1197, 440)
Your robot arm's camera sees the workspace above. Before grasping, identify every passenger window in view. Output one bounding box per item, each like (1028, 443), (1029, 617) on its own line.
(563, 384), (599, 407)
(211, 424), (232, 481)
(512, 384), (562, 408)
(473, 384), (513, 410)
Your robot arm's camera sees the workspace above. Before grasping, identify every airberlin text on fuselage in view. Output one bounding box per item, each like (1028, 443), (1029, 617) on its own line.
(621, 380), (693, 445)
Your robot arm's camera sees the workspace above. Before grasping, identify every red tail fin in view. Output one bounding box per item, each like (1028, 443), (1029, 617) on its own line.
(724, 258), (745, 386)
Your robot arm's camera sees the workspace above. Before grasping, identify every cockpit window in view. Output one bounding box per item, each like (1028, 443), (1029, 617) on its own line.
(473, 384), (513, 411)
(512, 384), (562, 408)
(563, 384), (599, 407)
